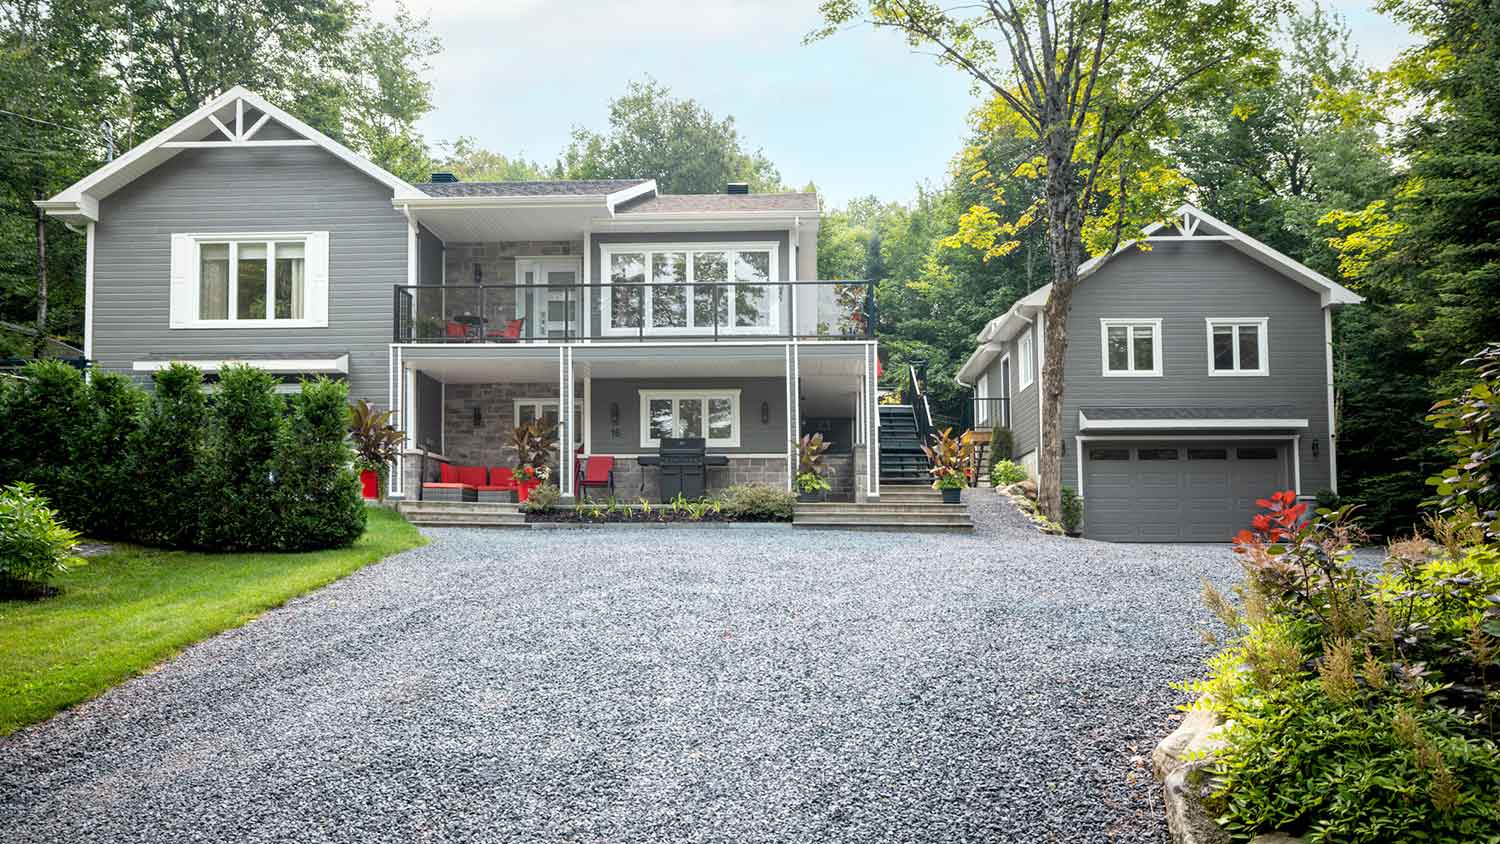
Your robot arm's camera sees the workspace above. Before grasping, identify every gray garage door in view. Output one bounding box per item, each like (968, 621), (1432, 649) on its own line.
(1082, 441), (1290, 542)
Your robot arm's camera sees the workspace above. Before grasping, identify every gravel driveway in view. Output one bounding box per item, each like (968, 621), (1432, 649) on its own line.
(0, 492), (1239, 844)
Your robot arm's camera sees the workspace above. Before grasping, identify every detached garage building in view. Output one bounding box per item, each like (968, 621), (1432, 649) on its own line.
(956, 205), (1361, 542)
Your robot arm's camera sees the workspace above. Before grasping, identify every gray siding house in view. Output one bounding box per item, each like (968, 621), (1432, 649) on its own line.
(956, 206), (1362, 541)
(41, 87), (882, 503)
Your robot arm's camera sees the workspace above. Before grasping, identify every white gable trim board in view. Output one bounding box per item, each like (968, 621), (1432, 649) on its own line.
(40, 86), (425, 224)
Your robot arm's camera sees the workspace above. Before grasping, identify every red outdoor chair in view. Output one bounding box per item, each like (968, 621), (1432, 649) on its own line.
(485, 318), (525, 342)
(576, 455), (615, 499)
(488, 466), (516, 490)
(445, 321), (468, 340)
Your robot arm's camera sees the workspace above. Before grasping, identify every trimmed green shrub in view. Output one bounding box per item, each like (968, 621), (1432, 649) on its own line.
(272, 377), (366, 551)
(721, 483), (796, 521)
(130, 364), (208, 548)
(990, 459), (1027, 487)
(0, 361), (87, 503)
(989, 426), (1014, 460)
(1060, 487), (1083, 534)
(0, 482), (83, 591)
(198, 365), (285, 551)
(68, 372), (146, 538)
(523, 482), (560, 512)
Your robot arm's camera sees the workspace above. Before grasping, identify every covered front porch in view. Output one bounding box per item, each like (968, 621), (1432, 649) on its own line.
(388, 341), (881, 503)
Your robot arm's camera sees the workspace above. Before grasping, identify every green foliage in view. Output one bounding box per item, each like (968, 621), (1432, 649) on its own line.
(797, 433), (832, 479)
(431, 136), (545, 182)
(795, 472), (831, 494)
(272, 378), (365, 551)
(556, 77), (782, 194)
(198, 366), (285, 551)
(720, 483), (796, 521)
(990, 459), (1027, 487)
(1189, 496), (1500, 842)
(130, 363), (208, 549)
(922, 427), (972, 490)
(0, 482), (82, 590)
(988, 426), (1014, 460)
(1425, 345), (1500, 538)
(1059, 487), (1083, 534)
(0, 360), (86, 498)
(348, 398), (403, 498)
(68, 371), (145, 538)
(523, 483), (559, 513)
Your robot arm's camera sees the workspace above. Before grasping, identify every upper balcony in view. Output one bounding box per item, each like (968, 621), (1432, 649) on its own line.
(392, 279), (875, 344)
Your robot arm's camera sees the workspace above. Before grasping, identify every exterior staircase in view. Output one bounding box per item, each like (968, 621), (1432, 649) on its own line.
(396, 500), (527, 528)
(878, 404), (931, 486)
(794, 487), (974, 533)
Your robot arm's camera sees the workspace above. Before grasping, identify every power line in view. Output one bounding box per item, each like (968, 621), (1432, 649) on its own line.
(0, 109), (94, 138)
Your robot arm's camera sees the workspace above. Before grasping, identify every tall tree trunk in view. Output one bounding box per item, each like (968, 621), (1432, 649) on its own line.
(33, 202), (48, 358)
(1037, 139), (1086, 522)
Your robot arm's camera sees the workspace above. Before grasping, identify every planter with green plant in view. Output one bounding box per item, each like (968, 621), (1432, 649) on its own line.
(510, 420), (558, 502)
(349, 399), (404, 503)
(923, 427), (973, 504)
(795, 433), (833, 502)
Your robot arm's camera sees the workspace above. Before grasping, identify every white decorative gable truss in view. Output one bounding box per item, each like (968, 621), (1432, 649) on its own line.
(38, 85), (424, 224)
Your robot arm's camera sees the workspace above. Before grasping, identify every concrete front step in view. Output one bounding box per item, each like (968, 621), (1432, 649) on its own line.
(798, 503), (964, 515)
(793, 500), (973, 532)
(397, 501), (528, 527)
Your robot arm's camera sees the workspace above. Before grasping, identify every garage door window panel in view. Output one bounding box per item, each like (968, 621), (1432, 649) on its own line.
(1100, 319), (1163, 377)
(1207, 318), (1269, 376)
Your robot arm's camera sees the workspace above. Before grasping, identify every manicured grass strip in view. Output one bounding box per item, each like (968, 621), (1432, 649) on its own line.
(0, 507), (426, 736)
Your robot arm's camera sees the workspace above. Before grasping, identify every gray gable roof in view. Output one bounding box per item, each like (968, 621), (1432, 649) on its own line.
(616, 192), (819, 214)
(412, 179), (650, 198)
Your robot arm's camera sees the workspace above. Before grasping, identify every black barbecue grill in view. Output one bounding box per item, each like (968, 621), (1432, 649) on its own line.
(637, 437), (729, 500)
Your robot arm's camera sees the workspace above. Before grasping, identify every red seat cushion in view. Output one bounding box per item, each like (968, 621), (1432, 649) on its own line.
(445, 321), (468, 338)
(582, 455), (615, 484)
(422, 482), (471, 490)
(489, 466), (516, 488)
(439, 463), (458, 483)
(456, 465), (488, 487)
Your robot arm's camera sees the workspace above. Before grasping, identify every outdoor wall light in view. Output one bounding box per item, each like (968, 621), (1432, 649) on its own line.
(761, 401), (770, 425)
(609, 402), (620, 425)
(472, 407), (482, 427)
(473, 263), (482, 284)
(1311, 438), (1320, 458)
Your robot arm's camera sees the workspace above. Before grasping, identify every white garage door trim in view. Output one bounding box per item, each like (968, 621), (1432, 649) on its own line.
(1075, 433), (1301, 498)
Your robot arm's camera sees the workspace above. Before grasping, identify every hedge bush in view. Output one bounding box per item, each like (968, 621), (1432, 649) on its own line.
(990, 459), (1027, 487)
(0, 361), (366, 553)
(271, 377), (366, 550)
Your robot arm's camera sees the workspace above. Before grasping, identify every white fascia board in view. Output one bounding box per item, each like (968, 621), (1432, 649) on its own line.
(132, 354), (349, 374)
(395, 194), (611, 210)
(596, 211), (818, 229)
(955, 342), (1003, 387)
(45, 86), (423, 211)
(604, 179), (658, 213)
(1078, 416), (1310, 431)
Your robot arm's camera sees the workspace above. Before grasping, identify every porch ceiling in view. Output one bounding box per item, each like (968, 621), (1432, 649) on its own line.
(408, 204), (611, 242)
(401, 341), (871, 384)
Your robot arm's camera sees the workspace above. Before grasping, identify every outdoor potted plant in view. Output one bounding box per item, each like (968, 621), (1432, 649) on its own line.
(509, 420), (558, 503)
(348, 399), (404, 502)
(923, 427), (973, 504)
(795, 433), (833, 502)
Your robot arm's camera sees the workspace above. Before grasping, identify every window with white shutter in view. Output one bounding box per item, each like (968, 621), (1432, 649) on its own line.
(167, 232), (329, 328)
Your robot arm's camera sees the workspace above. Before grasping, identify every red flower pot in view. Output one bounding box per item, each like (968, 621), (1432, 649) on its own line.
(360, 469), (380, 500)
(516, 479), (541, 502)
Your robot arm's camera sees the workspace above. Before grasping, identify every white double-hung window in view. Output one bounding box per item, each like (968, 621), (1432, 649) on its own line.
(169, 232), (329, 328)
(639, 389), (740, 448)
(1100, 318), (1163, 377)
(1018, 329), (1035, 389)
(1206, 318), (1269, 376)
(604, 243), (777, 335)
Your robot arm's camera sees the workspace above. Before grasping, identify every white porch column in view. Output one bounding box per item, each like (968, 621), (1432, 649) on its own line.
(560, 346), (575, 499)
(784, 343), (796, 491)
(866, 342), (880, 500)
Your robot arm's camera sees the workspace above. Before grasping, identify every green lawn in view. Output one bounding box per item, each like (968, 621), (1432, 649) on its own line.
(0, 507), (426, 736)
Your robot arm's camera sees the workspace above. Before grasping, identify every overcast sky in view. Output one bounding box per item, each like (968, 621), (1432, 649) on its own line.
(375, 1), (1416, 206)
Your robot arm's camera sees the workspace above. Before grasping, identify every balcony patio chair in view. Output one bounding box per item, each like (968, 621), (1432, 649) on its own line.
(576, 455), (615, 500)
(423, 461), (479, 502)
(444, 321), (469, 341)
(485, 318), (525, 342)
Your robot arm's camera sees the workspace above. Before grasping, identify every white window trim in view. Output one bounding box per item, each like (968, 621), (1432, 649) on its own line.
(1017, 330), (1035, 389)
(1099, 318), (1164, 377)
(1205, 317), (1270, 376)
(638, 388), (741, 448)
(600, 242), (780, 337)
(514, 398), (583, 444)
(998, 353), (1012, 428)
(177, 231), (327, 328)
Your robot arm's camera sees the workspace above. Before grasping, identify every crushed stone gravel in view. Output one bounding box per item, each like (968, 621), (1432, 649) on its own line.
(0, 489), (1241, 843)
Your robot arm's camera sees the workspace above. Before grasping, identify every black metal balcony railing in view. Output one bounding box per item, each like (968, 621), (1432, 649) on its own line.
(965, 397), (1013, 431)
(392, 280), (875, 343)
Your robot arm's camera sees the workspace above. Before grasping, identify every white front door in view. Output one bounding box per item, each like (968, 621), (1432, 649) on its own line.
(517, 258), (582, 340)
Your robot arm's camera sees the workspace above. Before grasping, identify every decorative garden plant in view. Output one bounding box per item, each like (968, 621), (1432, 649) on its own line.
(348, 399), (404, 501)
(796, 433), (834, 498)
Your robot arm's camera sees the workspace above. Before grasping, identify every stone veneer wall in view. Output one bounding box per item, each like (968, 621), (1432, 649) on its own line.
(443, 241), (582, 337)
(442, 381), (563, 470)
(824, 452), (855, 502)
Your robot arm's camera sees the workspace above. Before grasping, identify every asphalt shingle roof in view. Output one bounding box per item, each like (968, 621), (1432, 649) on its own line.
(412, 179), (650, 198)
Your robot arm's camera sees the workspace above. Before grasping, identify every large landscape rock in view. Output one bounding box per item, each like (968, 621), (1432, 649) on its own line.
(1163, 764), (1230, 844)
(1249, 835), (1305, 844)
(1153, 709), (1227, 781)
